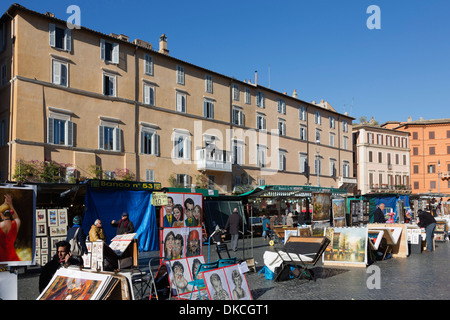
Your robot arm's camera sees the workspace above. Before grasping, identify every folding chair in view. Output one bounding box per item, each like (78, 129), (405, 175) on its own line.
(216, 242), (231, 259)
(274, 236), (331, 281)
(218, 257), (237, 268)
(147, 257), (171, 300)
(188, 260), (219, 300)
(130, 267), (151, 300)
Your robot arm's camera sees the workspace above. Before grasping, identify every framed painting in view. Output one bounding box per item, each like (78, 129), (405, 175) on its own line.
(203, 267), (231, 300)
(222, 264), (252, 300)
(323, 227), (368, 266)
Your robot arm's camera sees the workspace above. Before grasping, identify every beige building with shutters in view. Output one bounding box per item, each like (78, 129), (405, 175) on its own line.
(0, 4), (355, 194)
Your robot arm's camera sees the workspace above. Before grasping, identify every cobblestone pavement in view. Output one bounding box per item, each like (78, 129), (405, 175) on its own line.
(17, 235), (450, 300)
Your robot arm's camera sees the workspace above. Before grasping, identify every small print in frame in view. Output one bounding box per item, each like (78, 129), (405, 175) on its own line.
(37, 223), (47, 236)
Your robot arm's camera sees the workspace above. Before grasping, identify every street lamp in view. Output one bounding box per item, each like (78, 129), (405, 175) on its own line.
(438, 160), (441, 195)
(315, 139), (320, 187)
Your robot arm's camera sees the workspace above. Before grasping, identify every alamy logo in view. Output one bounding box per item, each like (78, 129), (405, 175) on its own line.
(66, 5), (81, 30)
(366, 5), (381, 30)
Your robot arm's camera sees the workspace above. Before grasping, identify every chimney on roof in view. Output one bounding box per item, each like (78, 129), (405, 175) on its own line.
(293, 89), (297, 98)
(255, 71), (258, 86)
(45, 12), (55, 18)
(407, 116), (412, 122)
(118, 34), (129, 42)
(159, 34), (169, 55)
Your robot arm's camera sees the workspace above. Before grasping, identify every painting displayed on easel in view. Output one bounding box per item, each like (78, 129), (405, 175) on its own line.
(0, 185), (36, 266)
(160, 193), (203, 260)
(312, 193), (331, 222)
(323, 227), (368, 266)
(332, 198), (346, 227)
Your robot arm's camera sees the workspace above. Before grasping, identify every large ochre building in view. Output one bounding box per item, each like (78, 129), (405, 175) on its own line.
(0, 4), (355, 194)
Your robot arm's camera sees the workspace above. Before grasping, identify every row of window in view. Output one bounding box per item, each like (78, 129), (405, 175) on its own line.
(368, 173), (410, 187)
(47, 23), (350, 135)
(368, 151), (408, 166)
(413, 180), (450, 190)
(411, 145), (450, 156)
(47, 112), (350, 176)
(366, 132), (408, 148)
(414, 163), (450, 174)
(412, 130), (450, 140)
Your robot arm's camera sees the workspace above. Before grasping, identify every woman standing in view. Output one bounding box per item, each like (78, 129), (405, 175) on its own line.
(0, 194), (21, 261)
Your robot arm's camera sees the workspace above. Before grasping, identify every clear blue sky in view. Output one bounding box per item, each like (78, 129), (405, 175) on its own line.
(2, 0), (450, 124)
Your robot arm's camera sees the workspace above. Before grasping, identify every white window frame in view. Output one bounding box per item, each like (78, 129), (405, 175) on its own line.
(143, 82), (155, 106)
(278, 150), (286, 171)
(329, 116), (335, 129)
(256, 91), (265, 108)
(203, 98), (214, 119)
(343, 136), (348, 150)
(52, 59), (68, 87)
(329, 132), (335, 147)
(146, 169), (155, 182)
(49, 23), (71, 52)
(315, 156), (322, 175)
(140, 127), (159, 156)
(233, 140), (244, 165)
(173, 131), (191, 160)
(47, 111), (74, 147)
(245, 88), (251, 104)
(257, 145), (266, 168)
(103, 72), (116, 97)
(277, 99), (286, 114)
(176, 174), (191, 188)
(329, 158), (336, 177)
(98, 121), (122, 152)
(177, 65), (185, 85)
(256, 114), (266, 130)
(278, 119), (286, 136)
(176, 91), (186, 113)
(343, 161), (350, 178)
(144, 54), (153, 76)
(205, 74), (213, 93)
(233, 84), (239, 101)
(315, 129), (321, 144)
(232, 106), (243, 126)
(315, 110), (321, 125)
(299, 125), (307, 141)
(343, 120), (348, 132)
(299, 105), (306, 121)
(100, 39), (119, 64)
(299, 153), (307, 173)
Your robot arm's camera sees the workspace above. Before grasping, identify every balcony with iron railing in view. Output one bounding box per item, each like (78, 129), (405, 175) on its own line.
(368, 183), (412, 194)
(196, 147), (232, 172)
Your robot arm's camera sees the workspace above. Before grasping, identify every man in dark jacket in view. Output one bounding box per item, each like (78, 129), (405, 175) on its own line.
(224, 208), (243, 252)
(39, 240), (83, 293)
(111, 212), (135, 235)
(373, 203), (386, 223)
(417, 209), (437, 252)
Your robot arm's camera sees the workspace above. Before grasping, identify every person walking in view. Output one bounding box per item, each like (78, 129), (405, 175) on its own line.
(417, 209), (437, 252)
(262, 215), (270, 240)
(66, 215), (88, 257)
(224, 208), (242, 252)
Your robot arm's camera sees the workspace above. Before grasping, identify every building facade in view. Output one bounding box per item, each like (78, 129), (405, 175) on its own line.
(353, 124), (411, 195)
(383, 118), (450, 195)
(0, 4), (355, 194)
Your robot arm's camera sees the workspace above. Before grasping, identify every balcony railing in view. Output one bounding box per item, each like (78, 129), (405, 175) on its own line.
(369, 184), (412, 194)
(196, 148), (232, 172)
